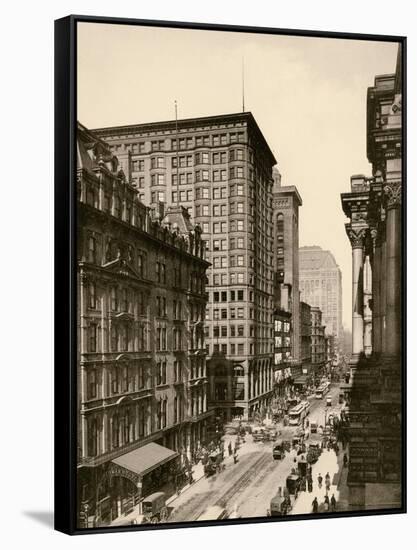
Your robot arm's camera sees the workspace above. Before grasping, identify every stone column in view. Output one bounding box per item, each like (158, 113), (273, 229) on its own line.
(81, 413), (88, 459)
(363, 254), (372, 357)
(102, 411), (108, 454)
(371, 229), (382, 356)
(346, 227), (366, 366)
(380, 229), (387, 354)
(203, 385), (207, 412)
(384, 181), (402, 358)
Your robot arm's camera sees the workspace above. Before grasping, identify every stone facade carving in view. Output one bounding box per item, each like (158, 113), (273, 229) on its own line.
(384, 180), (402, 209)
(345, 226), (367, 249)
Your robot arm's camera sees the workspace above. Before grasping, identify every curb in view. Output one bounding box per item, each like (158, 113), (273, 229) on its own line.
(166, 470), (206, 507)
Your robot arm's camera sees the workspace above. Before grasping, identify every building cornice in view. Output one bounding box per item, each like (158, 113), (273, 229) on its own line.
(92, 111), (277, 167)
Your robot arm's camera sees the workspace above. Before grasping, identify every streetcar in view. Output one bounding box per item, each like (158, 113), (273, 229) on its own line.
(287, 397), (299, 408)
(288, 401), (310, 426)
(315, 383), (330, 399)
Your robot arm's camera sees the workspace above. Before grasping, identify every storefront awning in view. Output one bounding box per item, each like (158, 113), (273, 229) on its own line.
(111, 442), (178, 478)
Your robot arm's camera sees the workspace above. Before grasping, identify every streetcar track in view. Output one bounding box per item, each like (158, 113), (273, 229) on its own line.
(214, 452), (272, 508)
(169, 451), (270, 522)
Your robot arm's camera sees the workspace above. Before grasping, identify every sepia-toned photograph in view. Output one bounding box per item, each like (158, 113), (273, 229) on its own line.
(69, 17), (405, 531)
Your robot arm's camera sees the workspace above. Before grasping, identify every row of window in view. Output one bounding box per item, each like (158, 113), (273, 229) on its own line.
(86, 323), (147, 353)
(86, 323), (202, 354)
(86, 358), (206, 402)
(212, 272), (245, 285)
(274, 320), (291, 333)
(194, 202), (246, 217)
(133, 165), (247, 184)
(208, 307), (273, 322)
(212, 325), (245, 337)
(118, 132), (247, 154)
(213, 238), (243, 251)
(213, 290), (245, 302)
(212, 343), (246, 355)
(274, 336), (291, 347)
(274, 351), (291, 365)
(88, 284), (148, 314)
(211, 307), (245, 320)
(86, 404), (148, 456)
(86, 364), (146, 400)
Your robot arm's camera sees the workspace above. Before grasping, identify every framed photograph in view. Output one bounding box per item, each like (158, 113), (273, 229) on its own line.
(55, 14), (406, 535)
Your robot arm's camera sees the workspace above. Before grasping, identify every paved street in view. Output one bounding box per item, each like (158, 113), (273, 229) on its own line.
(167, 383), (344, 523)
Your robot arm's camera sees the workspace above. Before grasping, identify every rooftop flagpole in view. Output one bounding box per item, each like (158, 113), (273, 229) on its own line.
(175, 100), (180, 205)
(242, 56), (245, 112)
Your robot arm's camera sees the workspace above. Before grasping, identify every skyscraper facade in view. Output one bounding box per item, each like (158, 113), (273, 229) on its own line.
(93, 112), (277, 421)
(299, 246), (343, 346)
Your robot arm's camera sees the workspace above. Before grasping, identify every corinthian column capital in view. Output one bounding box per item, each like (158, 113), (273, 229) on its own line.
(384, 180), (402, 209)
(345, 225), (367, 249)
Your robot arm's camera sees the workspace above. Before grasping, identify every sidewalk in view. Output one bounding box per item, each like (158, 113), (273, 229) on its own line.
(166, 460), (206, 507)
(166, 435), (261, 511)
(329, 443), (351, 512)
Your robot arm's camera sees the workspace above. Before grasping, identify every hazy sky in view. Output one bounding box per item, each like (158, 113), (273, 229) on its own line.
(77, 22), (398, 330)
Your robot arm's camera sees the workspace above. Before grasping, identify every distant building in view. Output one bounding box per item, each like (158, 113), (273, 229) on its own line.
(76, 123), (211, 526)
(311, 307), (326, 375)
(299, 302), (312, 373)
(273, 307), (292, 396)
(299, 246), (343, 346)
(325, 334), (336, 365)
(272, 167), (303, 375)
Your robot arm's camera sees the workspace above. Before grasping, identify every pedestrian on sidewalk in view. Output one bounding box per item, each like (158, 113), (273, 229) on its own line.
(228, 442), (232, 456)
(312, 497), (319, 513)
(330, 494), (337, 512)
(317, 473), (323, 488)
(324, 495), (330, 512)
(343, 452), (348, 467)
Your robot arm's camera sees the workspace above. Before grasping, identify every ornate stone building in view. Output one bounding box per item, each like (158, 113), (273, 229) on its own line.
(93, 112), (277, 421)
(76, 123), (211, 526)
(340, 46), (403, 509)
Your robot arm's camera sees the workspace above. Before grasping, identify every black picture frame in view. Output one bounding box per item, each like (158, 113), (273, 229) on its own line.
(55, 14), (407, 535)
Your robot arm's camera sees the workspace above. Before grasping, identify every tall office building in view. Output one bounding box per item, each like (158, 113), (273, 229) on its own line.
(93, 112), (277, 421)
(272, 168), (303, 375)
(299, 246), (343, 346)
